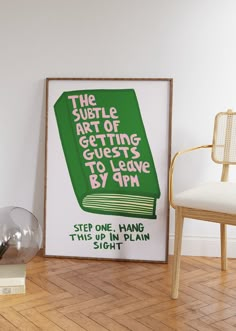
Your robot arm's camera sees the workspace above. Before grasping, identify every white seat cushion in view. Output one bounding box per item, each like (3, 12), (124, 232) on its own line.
(174, 182), (236, 214)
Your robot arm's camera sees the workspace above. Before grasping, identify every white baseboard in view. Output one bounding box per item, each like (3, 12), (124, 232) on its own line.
(169, 234), (236, 257)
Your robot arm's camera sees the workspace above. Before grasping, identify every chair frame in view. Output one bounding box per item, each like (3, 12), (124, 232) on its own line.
(169, 110), (236, 299)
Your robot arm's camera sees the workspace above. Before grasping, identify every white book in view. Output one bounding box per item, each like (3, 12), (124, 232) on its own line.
(0, 264), (26, 294)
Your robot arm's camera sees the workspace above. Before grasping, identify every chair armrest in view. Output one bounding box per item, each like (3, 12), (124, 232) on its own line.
(169, 144), (213, 208)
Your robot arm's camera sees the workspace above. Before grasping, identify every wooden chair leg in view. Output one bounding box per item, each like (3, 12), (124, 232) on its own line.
(171, 207), (184, 299)
(221, 223), (227, 271)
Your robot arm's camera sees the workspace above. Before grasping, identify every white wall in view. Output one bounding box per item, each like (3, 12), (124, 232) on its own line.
(1, 0), (236, 256)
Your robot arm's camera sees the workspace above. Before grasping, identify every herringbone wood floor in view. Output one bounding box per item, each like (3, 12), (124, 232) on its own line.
(1, 254), (236, 330)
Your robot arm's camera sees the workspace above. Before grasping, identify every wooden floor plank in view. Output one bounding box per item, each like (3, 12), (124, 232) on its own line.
(199, 302), (231, 315)
(179, 285), (218, 304)
(81, 296), (137, 317)
(35, 294), (93, 314)
(213, 320), (236, 331)
(13, 292), (72, 312)
(223, 315), (236, 326)
(90, 312), (130, 331)
(106, 298), (163, 318)
(65, 312), (108, 331)
(185, 318), (219, 331)
(0, 307), (40, 331)
(127, 299), (185, 319)
(0, 314), (18, 331)
(111, 315), (153, 331)
(58, 294), (114, 314)
(19, 308), (63, 331)
(43, 310), (86, 330)
(137, 316), (175, 330)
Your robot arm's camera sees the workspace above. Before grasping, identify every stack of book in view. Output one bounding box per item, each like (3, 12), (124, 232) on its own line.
(0, 264), (25, 295)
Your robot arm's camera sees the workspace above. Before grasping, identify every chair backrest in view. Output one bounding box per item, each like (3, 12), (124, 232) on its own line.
(212, 110), (236, 165)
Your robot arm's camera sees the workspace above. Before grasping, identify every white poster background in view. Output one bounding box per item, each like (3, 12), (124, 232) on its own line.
(45, 79), (172, 262)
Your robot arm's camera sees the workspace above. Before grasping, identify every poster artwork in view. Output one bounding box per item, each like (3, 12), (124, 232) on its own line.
(45, 78), (171, 261)
(54, 89), (161, 219)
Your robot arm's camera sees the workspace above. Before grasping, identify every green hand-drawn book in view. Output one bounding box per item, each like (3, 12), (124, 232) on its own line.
(54, 89), (160, 219)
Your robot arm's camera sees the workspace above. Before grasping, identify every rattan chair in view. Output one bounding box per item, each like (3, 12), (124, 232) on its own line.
(169, 109), (236, 299)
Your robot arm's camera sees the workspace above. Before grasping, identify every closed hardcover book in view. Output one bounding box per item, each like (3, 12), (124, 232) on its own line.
(54, 89), (160, 219)
(0, 264), (26, 295)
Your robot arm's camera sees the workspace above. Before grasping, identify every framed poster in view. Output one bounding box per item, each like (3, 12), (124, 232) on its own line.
(44, 78), (173, 262)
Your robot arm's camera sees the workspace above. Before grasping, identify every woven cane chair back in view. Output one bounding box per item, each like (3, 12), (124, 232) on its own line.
(212, 110), (236, 164)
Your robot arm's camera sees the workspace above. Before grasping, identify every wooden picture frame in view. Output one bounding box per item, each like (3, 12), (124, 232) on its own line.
(44, 78), (173, 262)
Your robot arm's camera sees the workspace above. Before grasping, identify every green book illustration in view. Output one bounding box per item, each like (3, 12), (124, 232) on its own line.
(54, 89), (160, 219)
